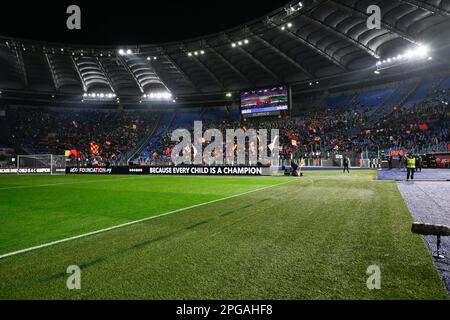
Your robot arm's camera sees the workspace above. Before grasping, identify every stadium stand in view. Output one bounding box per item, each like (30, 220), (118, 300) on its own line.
(2, 72), (448, 168)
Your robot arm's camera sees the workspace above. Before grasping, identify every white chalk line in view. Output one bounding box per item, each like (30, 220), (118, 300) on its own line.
(0, 179), (295, 260)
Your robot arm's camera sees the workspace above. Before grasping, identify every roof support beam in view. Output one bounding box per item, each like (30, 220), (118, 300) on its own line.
(162, 52), (202, 93)
(44, 53), (58, 91)
(118, 55), (144, 93)
(298, 13), (380, 59)
(251, 32), (315, 77)
(14, 46), (28, 89)
(181, 46), (227, 91)
(264, 18), (348, 70)
(96, 57), (117, 93)
(398, 0), (450, 18)
(207, 45), (254, 86)
(144, 61), (174, 95)
(328, 0), (419, 45)
(223, 34), (283, 83)
(71, 56), (87, 92)
(191, 55), (227, 91)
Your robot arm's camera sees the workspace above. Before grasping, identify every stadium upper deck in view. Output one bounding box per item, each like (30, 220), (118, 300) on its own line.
(0, 0), (450, 107)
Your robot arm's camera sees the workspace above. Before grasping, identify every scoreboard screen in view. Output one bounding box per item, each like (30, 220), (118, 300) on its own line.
(240, 85), (289, 117)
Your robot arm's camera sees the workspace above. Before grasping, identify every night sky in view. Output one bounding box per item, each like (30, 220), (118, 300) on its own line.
(0, 1), (291, 45)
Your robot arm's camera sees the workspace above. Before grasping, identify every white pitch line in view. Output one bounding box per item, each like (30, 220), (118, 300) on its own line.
(0, 179), (295, 260)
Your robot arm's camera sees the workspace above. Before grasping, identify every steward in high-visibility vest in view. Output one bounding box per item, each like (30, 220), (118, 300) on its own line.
(406, 154), (416, 181)
(406, 155), (416, 169)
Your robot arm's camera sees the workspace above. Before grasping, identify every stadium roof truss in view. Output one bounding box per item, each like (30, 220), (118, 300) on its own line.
(0, 0), (449, 102)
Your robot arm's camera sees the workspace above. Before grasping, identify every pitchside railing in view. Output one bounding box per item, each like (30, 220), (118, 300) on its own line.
(16, 154), (66, 175)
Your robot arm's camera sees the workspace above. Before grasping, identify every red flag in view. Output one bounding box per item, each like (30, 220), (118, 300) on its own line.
(70, 149), (78, 158)
(90, 143), (99, 155)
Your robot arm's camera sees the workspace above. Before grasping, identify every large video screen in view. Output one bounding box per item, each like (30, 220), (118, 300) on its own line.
(240, 85), (289, 116)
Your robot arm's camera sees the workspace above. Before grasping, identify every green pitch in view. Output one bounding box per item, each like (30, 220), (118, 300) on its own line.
(0, 171), (447, 299)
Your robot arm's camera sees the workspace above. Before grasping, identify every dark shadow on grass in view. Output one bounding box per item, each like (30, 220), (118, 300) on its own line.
(220, 210), (236, 217)
(186, 220), (210, 230)
(219, 201), (268, 217)
(130, 232), (178, 249)
(42, 257), (106, 282)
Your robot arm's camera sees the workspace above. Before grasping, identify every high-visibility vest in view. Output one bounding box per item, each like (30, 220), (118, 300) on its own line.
(406, 157), (416, 169)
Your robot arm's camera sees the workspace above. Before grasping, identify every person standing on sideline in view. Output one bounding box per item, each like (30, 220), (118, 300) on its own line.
(406, 153), (416, 181)
(388, 155), (393, 170)
(415, 155), (422, 172)
(343, 155), (350, 173)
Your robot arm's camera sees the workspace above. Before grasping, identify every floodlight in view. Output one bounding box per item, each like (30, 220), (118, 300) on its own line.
(416, 44), (429, 57)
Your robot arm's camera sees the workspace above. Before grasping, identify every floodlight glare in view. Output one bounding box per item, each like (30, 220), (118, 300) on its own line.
(416, 44), (429, 57)
(118, 49), (125, 55)
(126, 49), (132, 55)
(231, 43), (236, 47)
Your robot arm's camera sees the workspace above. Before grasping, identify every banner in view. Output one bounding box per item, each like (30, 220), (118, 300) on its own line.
(66, 166), (271, 176)
(0, 168), (51, 174)
(389, 149), (405, 157)
(435, 153), (450, 168)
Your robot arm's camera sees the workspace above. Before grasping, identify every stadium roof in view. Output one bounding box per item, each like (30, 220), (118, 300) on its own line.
(1, 0), (450, 106)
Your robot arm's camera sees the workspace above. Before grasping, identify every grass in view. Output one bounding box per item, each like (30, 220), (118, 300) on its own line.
(0, 171), (447, 299)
